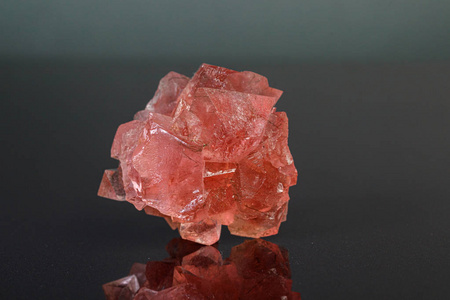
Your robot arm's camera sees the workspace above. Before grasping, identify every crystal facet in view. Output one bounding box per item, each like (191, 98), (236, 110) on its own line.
(98, 64), (297, 245)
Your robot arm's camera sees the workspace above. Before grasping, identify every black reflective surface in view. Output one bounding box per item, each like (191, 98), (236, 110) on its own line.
(2, 61), (450, 299)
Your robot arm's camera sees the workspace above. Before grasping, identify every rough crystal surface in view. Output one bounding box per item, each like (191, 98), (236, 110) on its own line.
(99, 64), (297, 245)
(102, 238), (300, 300)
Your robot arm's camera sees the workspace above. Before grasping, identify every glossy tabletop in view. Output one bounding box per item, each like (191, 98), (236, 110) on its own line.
(2, 61), (450, 299)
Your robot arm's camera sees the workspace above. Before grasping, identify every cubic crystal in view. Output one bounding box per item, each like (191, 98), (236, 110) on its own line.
(99, 64), (297, 245)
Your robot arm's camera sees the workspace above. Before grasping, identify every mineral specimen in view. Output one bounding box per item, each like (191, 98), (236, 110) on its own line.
(102, 238), (301, 300)
(98, 64), (297, 245)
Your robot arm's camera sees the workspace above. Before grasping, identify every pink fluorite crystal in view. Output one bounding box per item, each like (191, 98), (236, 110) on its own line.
(103, 238), (300, 300)
(98, 64), (297, 245)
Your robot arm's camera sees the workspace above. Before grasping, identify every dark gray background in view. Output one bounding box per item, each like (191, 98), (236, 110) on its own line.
(1, 0), (450, 63)
(1, 1), (450, 300)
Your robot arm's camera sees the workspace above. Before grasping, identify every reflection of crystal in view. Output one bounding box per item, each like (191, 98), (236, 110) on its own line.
(102, 275), (140, 300)
(102, 238), (301, 299)
(98, 64), (297, 245)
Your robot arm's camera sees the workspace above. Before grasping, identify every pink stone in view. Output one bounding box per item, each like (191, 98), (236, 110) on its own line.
(203, 162), (238, 225)
(172, 87), (278, 162)
(99, 64), (297, 245)
(179, 219), (221, 246)
(98, 168), (126, 201)
(145, 72), (190, 116)
(131, 116), (205, 221)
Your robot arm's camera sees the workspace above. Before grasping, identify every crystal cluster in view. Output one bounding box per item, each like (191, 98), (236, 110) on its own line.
(98, 64), (297, 245)
(102, 238), (301, 300)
